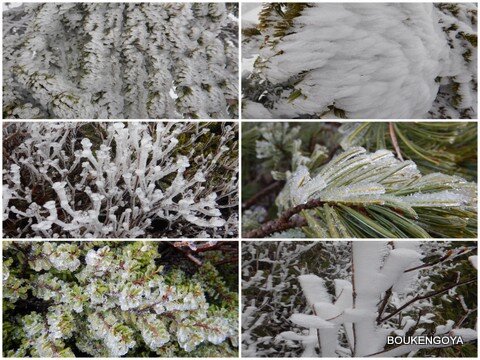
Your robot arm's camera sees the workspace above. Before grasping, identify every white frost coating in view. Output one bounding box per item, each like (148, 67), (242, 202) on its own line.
(279, 331), (316, 342)
(298, 274), (332, 305)
(244, 3), (477, 119)
(276, 242), (476, 357)
(333, 279), (354, 348)
(390, 242), (422, 296)
(352, 241), (390, 356)
(290, 313), (335, 329)
(468, 255), (477, 269)
(251, 3), (449, 118)
(379, 248), (423, 293)
(450, 328), (477, 341)
(3, 122), (238, 238)
(3, 3), (239, 119)
(242, 101), (273, 119)
(313, 302), (342, 321)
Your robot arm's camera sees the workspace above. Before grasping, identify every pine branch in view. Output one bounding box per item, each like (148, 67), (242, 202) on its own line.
(243, 198), (324, 238)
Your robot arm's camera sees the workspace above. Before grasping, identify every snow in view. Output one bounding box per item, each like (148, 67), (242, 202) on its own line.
(468, 255), (477, 269)
(450, 328), (477, 341)
(243, 3), (477, 119)
(290, 313), (335, 329)
(352, 241), (392, 356)
(242, 56), (257, 77)
(242, 101), (272, 119)
(313, 302), (342, 321)
(279, 331), (316, 342)
(241, 3), (262, 28)
(379, 248), (423, 293)
(297, 274), (332, 305)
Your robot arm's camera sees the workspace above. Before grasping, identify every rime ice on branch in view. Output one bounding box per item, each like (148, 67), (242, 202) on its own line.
(3, 241), (238, 357)
(279, 241), (477, 357)
(3, 122), (238, 238)
(242, 3), (477, 119)
(3, 3), (239, 119)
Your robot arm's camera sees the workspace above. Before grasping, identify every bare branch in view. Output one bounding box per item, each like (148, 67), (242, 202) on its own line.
(242, 181), (284, 210)
(380, 278), (477, 323)
(389, 122), (404, 161)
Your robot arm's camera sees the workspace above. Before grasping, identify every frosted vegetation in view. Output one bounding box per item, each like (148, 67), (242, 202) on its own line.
(3, 241), (238, 357)
(3, 122), (238, 238)
(242, 122), (477, 238)
(3, 2), (238, 119)
(242, 3), (477, 119)
(242, 241), (477, 357)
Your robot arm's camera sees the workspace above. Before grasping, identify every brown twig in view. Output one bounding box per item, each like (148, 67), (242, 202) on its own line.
(379, 278), (477, 323)
(244, 198), (327, 238)
(376, 287), (392, 324)
(242, 181), (284, 210)
(404, 248), (472, 273)
(389, 122), (404, 161)
(215, 257), (238, 266)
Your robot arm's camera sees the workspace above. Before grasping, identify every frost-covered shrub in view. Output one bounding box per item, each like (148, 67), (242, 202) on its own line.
(280, 241), (477, 357)
(242, 122), (477, 238)
(3, 122), (238, 238)
(242, 3), (477, 119)
(242, 241), (477, 357)
(3, 2), (238, 119)
(3, 241), (238, 357)
(241, 241), (351, 357)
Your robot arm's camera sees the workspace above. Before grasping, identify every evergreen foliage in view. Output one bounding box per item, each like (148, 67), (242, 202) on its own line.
(3, 241), (238, 357)
(339, 122), (477, 180)
(242, 3), (477, 119)
(242, 122), (477, 238)
(3, 3), (238, 119)
(3, 122), (238, 238)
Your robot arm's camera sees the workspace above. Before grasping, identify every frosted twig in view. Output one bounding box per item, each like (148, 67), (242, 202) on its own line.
(380, 277), (477, 323)
(243, 199), (325, 238)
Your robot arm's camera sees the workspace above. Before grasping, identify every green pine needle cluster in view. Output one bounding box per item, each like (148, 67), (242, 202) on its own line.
(242, 122), (477, 238)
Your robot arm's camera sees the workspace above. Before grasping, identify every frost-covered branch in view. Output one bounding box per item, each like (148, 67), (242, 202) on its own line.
(275, 241), (477, 357)
(3, 3), (239, 119)
(3, 122), (238, 238)
(245, 146), (477, 238)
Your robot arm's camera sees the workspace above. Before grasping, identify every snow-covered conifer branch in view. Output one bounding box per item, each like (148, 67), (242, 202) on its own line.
(242, 3), (477, 119)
